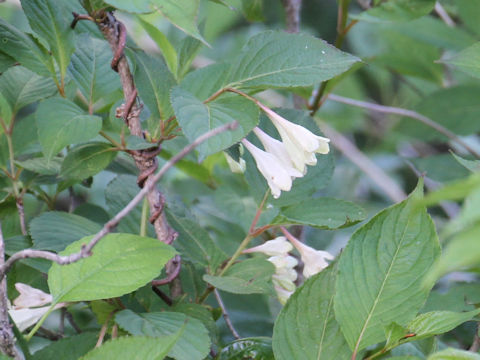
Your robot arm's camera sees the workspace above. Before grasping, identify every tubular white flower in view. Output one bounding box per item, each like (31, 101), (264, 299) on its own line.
(242, 237), (293, 256)
(9, 306), (53, 332)
(224, 152), (246, 174)
(286, 232), (334, 278)
(259, 104), (330, 173)
(253, 128), (303, 178)
(13, 283), (53, 309)
(241, 139), (293, 198)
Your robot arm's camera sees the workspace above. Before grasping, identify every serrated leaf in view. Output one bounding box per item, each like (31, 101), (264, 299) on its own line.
(219, 337), (273, 360)
(225, 31), (360, 89)
(68, 34), (121, 107)
(115, 309), (210, 360)
(165, 210), (226, 272)
(203, 258), (275, 294)
(0, 18), (55, 77)
(21, 0), (74, 82)
(334, 182), (440, 353)
(271, 198), (365, 229)
(352, 0), (436, 22)
(61, 142), (117, 180)
(171, 87), (259, 158)
(0, 67), (57, 114)
(16, 157), (62, 175)
(427, 348), (480, 360)
(81, 334), (180, 360)
(36, 98), (102, 159)
(442, 42), (480, 79)
(48, 233), (176, 302)
(30, 211), (101, 252)
(31, 333), (98, 360)
(273, 265), (351, 360)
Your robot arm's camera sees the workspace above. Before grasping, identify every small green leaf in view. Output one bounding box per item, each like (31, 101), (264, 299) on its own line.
(203, 258), (275, 294)
(115, 310), (210, 360)
(442, 42), (480, 79)
(334, 181), (440, 353)
(226, 31), (360, 89)
(81, 334), (180, 360)
(31, 333), (98, 360)
(271, 198), (365, 229)
(36, 98), (102, 159)
(48, 233), (176, 302)
(16, 157), (62, 176)
(21, 0), (74, 82)
(166, 210), (227, 272)
(30, 211), (101, 252)
(451, 152), (480, 173)
(219, 337), (274, 360)
(273, 265), (351, 360)
(427, 348), (480, 360)
(61, 142), (117, 180)
(352, 0), (436, 22)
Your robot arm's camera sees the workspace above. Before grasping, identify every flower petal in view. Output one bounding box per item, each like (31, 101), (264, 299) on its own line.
(243, 237), (293, 256)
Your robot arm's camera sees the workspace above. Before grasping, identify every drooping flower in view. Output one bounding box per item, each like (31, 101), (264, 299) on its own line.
(242, 236), (293, 256)
(241, 139), (294, 199)
(259, 103), (330, 174)
(282, 228), (334, 278)
(13, 283), (52, 309)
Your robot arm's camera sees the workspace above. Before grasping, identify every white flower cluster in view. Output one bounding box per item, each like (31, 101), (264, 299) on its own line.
(235, 104), (330, 198)
(243, 234), (333, 304)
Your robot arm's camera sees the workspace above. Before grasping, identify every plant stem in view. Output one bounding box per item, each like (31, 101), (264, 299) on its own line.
(140, 198), (149, 237)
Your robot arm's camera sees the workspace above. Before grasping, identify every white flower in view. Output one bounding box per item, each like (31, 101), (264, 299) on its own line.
(242, 237), (293, 256)
(224, 152), (246, 174)
(259, 104), (330, 174)
(284, 230), (334, 278)
(9, 306), (53, 332)
(253, 127), (303, 178)
(13, 283), (52, 309)
(241, 139), (294, 198)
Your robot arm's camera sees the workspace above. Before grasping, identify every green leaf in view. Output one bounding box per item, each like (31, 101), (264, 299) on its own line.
(21, 0), (75, 82)
(352, 0), (436, 22)
(0, 51), (16, 73)
(427, 348), (480, 360)
(0, 66), (57, 114)
(165, 210), (227, 272)
(103, 0), (151, 13)
(241, 0), (264, 22)
(30, 211), (101, 252)
(171, 87), (259, 158)
(81, 334), (180, 360)
(115, 309), (210, 360)
(0, 93), (12, 130)
(16, 157), (62, 176)
(397, 86), (480, 140)
(442, 42), (480, 79)
(61, 142), (117, 180)
(273, 265), (351, 360)
(203, 258), (275, 294)
(225, 31), (360, 89)
(68, 34), (121, 107)
(31, 333), (98, 360)
(219, 337), (274, 360)
(271, 198), (365, 229)
(334, 182), (440, 353)
(48, 233), (176, 302)
(417, 174), (480, 207)
(451, 152), (480, 173)
(0, 18), (55, 77)
(138, 17), (178, 77)
(36, 98), (102, 159)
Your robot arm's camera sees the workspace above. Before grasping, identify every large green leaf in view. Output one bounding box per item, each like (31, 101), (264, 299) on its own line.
(0, 93), (12, 131)
(30, 211), (101, 252)
(171, 87), (259, 158)
(442, 42), (480, 79)
(115, 309), (210, 360)
(353, 0), (436, 22)
(31, 333), (98, 360)
(36, 98), (102, 159)
(0, 51), (16, 73)
(219, 337), (273, 360)
(334, 182), (440, 353)
(273, 265), (351, 360)
(21, 0), (74, 82)
(68, 34), (121, 107)
(0, 18), (55, 77)
(81, 334), (180, 360)
(48, 233), (176, 302)
(225, 31), (360, 89)
(271, 198), (365, 229)
(61, 142), (117, 180)
(165, 210), (226, 272)
(427, 348), (480, 360)
(203, 258), (275, 295)
(16, 157), (62, 176)
(0, 67), (57, 114)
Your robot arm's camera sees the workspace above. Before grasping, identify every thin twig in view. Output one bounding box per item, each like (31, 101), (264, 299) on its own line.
(95, 311), (114, 348)
(281, 0), (302, 33)
(319, 123), (406, 203)
(327, 93), (480, 159)
(151, 255), (181, 286)
(214, 289), (240, 340)
(0, 122), (237, 277)
(151, 286), (173, 306)
(65, 310), (82, 334)
(15, 199), (27, 236)
(434, 2), (455, 27)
